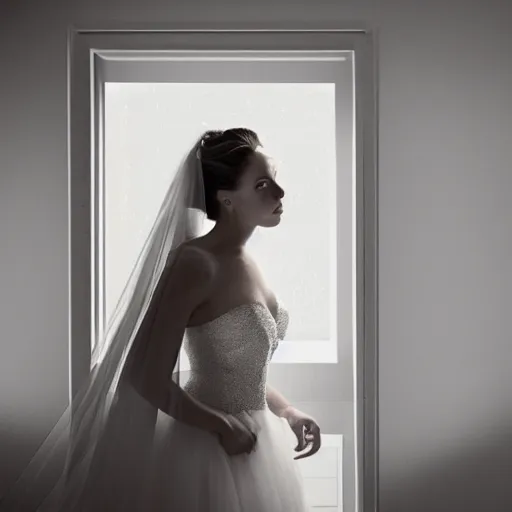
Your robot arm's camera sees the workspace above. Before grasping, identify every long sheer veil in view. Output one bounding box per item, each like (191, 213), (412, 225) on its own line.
(0, 134), (207, 511)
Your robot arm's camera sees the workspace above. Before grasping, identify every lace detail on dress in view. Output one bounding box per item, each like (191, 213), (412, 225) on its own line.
(183, 301), (289, 414)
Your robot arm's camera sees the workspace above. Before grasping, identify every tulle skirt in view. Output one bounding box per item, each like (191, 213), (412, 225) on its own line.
(147, 407), (310, 511)
(51, 382), (310, 512)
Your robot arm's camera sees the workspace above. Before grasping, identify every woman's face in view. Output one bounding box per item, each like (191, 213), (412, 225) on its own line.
(220, 150), (285, 228)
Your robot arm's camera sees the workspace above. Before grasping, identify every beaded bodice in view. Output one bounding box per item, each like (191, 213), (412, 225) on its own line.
(183, 301), (289, 414)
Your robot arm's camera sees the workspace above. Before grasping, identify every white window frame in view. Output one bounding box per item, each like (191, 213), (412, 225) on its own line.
(97, 52), (351, 368)
(68, 24), (378, 512)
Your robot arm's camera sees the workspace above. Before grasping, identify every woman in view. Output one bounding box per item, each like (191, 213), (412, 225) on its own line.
(0, 128), (321, 511)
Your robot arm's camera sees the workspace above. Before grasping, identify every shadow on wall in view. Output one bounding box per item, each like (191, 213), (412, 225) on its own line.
(380, 418), (512, 512)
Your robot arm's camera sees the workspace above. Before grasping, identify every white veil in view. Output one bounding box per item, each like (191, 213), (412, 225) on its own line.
(0, 134), (208, 511)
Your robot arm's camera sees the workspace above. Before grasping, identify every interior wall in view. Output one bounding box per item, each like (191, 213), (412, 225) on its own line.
(1, 0), (511, 511)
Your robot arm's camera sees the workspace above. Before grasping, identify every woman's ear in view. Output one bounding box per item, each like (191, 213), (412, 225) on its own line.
(216, 190), (233, 206)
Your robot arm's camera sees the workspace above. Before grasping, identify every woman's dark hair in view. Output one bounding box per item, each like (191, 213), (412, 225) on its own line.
(198, 128), (262, 221)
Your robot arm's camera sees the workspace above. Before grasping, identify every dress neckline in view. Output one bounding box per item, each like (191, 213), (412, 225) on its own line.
(187, 300), (281, 330)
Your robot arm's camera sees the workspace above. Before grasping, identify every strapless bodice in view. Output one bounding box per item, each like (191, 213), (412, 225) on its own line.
(182, 301), (289, 414)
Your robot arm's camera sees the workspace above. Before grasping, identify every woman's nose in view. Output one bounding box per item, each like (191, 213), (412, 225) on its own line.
(273, 183), (285, 199)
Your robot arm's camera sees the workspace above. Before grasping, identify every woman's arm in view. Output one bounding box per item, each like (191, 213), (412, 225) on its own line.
(128, 245), (227, 436)
(267, 384), (322, 459)
(266, 383), (295, 419)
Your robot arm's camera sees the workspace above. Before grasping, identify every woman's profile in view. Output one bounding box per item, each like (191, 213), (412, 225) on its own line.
(0, 128), (322, 511)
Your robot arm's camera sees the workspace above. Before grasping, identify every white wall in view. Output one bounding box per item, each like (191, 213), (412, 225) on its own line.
(1, 1), (511, 511)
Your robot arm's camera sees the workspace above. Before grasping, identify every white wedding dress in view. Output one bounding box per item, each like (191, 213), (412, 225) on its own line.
(55, 299), (310, 511)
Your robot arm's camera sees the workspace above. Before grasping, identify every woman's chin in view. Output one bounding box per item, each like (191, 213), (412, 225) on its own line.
(260, 213), (283, 228)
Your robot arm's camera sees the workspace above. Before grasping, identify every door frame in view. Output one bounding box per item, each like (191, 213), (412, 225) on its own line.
(67, 22), (379, 512)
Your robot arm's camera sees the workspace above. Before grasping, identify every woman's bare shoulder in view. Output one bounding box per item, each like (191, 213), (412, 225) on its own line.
(169, 240), (218, 280)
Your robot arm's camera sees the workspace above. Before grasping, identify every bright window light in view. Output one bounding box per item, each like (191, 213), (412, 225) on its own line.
(104, 82), (344, 365)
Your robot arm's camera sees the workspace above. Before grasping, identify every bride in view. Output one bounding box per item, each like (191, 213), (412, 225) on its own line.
(0, 128), (322, 511)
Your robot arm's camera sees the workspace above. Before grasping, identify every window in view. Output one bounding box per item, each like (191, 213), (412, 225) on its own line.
(100, 51), (355, 365)
(70, 30), (377, 512)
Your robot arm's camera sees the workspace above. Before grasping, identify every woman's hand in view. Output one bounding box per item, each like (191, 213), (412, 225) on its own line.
(216, 411), (259, 456)
(282, 406), (322, 460)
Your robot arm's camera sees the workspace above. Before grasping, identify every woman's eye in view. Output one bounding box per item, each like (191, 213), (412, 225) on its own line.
(257, 181), (268, 189)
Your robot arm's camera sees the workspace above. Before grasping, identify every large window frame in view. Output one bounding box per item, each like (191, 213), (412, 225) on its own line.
(99, 55), (351, 368)
(68, 23), (378, 512)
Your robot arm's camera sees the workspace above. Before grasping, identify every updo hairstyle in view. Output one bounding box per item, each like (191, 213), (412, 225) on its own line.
(198, 128), (262, 221)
